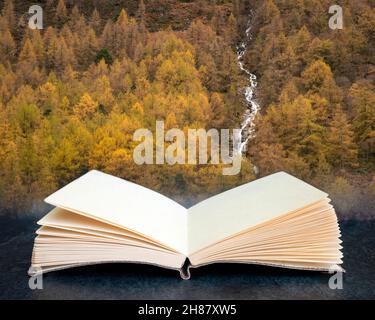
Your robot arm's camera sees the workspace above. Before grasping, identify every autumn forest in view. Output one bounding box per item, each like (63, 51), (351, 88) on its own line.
(0, 0), (374, 218)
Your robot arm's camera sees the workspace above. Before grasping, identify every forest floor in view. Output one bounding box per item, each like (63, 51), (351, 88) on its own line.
(0, 216), (374, 299)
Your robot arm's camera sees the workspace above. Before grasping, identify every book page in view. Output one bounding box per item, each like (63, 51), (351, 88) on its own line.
(187, 172), (328, 255)
(37, 208), (178, 252)
(44, 170), (188, 255)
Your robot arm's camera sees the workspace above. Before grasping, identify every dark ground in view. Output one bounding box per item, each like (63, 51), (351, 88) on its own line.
(0, 216), (374, 299)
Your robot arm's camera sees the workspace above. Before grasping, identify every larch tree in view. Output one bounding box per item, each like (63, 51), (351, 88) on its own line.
(73, 93), (98, 120)
(1, 0), (16, 32)
(0, 29), (16, 64)
(327, 105), (358, 169)
(55, 0), (68, 27)
(350, 83), (375, 159)
(90, 8), (101, 35)
(301, 59), (341, 105)
(137, 0), (146, 24)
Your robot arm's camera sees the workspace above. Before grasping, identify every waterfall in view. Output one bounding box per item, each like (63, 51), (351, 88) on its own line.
(235, 17), (260, 155)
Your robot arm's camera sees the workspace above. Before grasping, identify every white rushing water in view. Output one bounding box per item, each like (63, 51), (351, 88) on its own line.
(235, 18), (260, 155)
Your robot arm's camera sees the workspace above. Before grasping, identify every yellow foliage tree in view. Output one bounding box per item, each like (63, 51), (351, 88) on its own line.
(73, 93), (98, 120)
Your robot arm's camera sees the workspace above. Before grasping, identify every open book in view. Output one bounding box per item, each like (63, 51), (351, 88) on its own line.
(29, 170), (343, 279)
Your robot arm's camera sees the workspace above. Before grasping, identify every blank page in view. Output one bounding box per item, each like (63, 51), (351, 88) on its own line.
(187, 172), (328, 255)
(44, 170), (188, 254)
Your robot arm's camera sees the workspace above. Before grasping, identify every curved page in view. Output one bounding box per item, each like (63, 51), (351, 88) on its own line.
(187, 172), (328, 255)
(44, 170), (188, 255)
